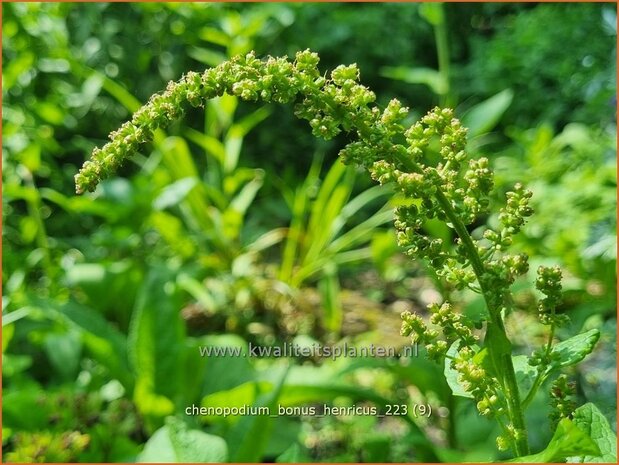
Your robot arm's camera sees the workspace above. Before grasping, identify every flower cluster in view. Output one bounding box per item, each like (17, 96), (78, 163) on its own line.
(535, 265), (568, 326)
(548, 375), (576, 430)
(76, 51), (580, 458)
(401, 302), (478, 361)
(453, 347), (504, 418)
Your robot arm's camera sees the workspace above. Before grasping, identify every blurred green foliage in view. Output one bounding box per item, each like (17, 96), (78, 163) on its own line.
(461, 3), (616, 129)
(2, 2), (616, 463)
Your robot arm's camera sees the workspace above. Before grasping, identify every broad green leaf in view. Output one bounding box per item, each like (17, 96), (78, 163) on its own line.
(57, 301), (133, 390)
(65, 261), (141, 319)
(139, 417), (228, 463)
(3, 386), (51, 430)
(461, 89), (514, 139)
(201, 381), (272, 424)
(380, 66), (448, 96)
(483, 320), (512, 385)
(276, 443), (311, 463)
(444, 341), (473, 398)
(43, 330), (82, 380)
(567, 403), (617, 463)
(128, 267), (186, 418)
(551, 329), (600, 369)
(196, 334), (255, 397)
(153, 177), (199, 211)
(510, 418), (599, 462)
(512, 355), (537, 398)
(228, 365), (290, 462)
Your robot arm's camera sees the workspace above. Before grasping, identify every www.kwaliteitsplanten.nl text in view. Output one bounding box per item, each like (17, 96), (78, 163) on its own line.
(198, 342), (418, 360)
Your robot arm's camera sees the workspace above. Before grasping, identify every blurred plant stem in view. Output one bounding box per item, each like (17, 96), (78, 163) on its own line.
(432, 3), (452, 107)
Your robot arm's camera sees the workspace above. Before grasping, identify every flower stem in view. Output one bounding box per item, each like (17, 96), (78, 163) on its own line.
(434, 189), (530, 456)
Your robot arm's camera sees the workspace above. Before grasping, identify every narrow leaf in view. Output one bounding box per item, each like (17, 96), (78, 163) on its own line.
(461, 89), (514, 138)
(153, 177), (198, 211)
(380, 66), (448, 95)
(318, 264), (343, 333)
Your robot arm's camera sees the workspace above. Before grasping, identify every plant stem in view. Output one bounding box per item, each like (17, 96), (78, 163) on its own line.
(433, 190), (529, 456)
(433, 3), (452, 107)
(522, 325), (555, 409)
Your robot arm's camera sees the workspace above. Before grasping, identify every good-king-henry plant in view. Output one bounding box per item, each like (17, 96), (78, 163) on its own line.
(76, 50), (603, 458)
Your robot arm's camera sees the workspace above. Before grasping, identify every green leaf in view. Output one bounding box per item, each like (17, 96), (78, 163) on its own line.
(2, 307), (31, 326)
(461, 89), (514, 139)
(201, 381), (272, 424)
(512, 355), (537, 398)
(43, 330), (82, 380)
(567, 403), (617, 463)
(139, 417), (228, 463)
(70, 62), (142, 112)
(157, 137), (217, 237)
(380, 66), (448, 96)
(153, 177), (199, 211)
(183, 128), (226, 165)
(2, 324), (14, 354)
(56, 301), (133, 390)
(551, 329), (601, 369)
(187, 46), (227, 67)
(510, 418), (599, 463)
(177, 274), (218, 313)
(229, 169), (264, 216)
(196, 334), (255, 397)
(444, 340), (474, 398)
(276, 443), (311, 463)
(326, 208), (394, 255)
(483, 320), (512, 385)
(222, 107), (270, 174)
(318, 263), (343, 333)
(228, 365), (290, 462)
(244, 228), (286, 253)
(128, 267), (186, 418)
